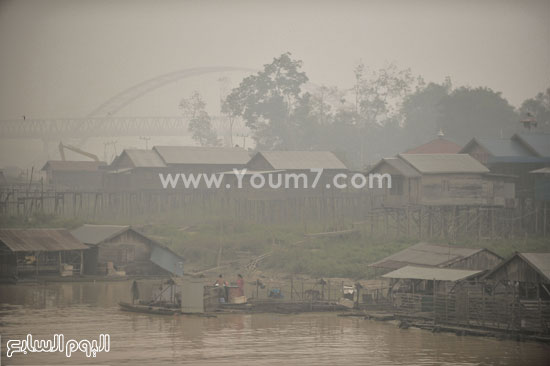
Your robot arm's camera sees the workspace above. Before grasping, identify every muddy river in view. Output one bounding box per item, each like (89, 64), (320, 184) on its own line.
(0, 281), (548, 365)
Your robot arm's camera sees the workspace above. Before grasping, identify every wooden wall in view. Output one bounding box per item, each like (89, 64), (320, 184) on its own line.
(446, 250), (503, 271)
(486, 256), (550, 285)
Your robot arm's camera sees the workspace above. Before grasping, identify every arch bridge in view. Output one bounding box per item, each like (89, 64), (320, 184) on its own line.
(0, 66), (255, 139)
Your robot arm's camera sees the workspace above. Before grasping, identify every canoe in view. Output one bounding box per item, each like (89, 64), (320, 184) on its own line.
(118, 301), (181, 315)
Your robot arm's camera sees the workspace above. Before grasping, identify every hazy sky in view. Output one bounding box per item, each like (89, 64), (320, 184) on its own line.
(0, 0), (549, 120)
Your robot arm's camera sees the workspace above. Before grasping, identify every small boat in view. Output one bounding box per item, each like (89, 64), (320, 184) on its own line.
(118, 301), (182, 315)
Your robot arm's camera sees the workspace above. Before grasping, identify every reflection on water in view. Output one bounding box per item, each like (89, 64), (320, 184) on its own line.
(1, 281), (549, 365)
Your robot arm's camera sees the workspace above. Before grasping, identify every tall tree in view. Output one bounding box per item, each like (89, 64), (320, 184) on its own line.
(179, 91), (221, 147)
(223, 53), (309, 150)
(354, 62), (416, 127)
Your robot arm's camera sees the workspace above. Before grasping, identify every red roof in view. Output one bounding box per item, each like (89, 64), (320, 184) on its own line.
(404, 138), (461, 154)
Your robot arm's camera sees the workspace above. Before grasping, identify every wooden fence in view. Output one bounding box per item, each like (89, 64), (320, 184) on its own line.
(1, 186), (548, 238)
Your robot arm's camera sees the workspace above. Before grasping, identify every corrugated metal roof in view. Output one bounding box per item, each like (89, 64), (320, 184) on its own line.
(41, 161), (106, 172)
(369, 242), (484, 269)
(256, 151), (347, 170)
(399, 154), (489, 174)
(0, 229), (88, 252)
(382, 265), (482, 281)
(521, 253), (550, 282)
(473, 138), (533, 158)
(124, 149), (167, 168)
(404, 138), (461, 154)
(369, 157), (421, 177)
(153, 146), (250, 165)
(71, 224), (129, 245)
(514, 134), (550, 157)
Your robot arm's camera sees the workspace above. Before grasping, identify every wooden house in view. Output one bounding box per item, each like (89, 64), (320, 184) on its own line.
(247, 151), (348, 173)
(104, 149), (168, 191)
(367, 153), (514, 207)
(368, 242), (502, 272)
(460, 133), (550, 200)
(242, 151), (348, 194)
(105, 146), (250, 191)
(0, 229), (88, 280)
(71, 224), (184, 276)
(153, 146), (250, 173)
(41, 161), (106, 190)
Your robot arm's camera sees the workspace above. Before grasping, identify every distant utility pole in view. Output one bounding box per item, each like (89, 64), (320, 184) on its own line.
(139, 136), (151, 149)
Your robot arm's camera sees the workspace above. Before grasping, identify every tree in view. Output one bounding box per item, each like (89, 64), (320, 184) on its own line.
(437, 87), (518, 143)
(402, 82), (519, 145)
(402, 80), (451, 146)
(223, 52), (309, 150)
(179, 91), (221, 147)
(354, 62), (417, 127)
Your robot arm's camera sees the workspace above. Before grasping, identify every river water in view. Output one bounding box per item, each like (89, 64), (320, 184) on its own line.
(0, 281), (548, 365)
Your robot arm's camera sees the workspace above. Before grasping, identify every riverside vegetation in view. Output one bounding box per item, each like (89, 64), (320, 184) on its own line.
(3, 211), (548, 280)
